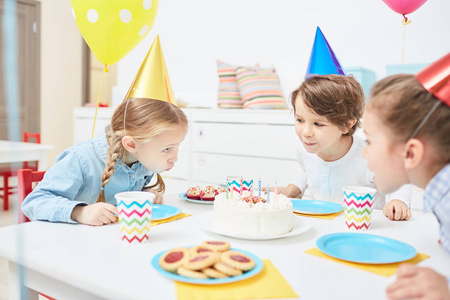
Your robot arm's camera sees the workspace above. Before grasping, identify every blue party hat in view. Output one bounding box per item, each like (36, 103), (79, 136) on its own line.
(305, 27), (346, 79)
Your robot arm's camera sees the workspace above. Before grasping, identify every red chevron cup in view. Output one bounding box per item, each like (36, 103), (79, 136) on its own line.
(115, 191), (155, 244)
(226, 176), (254, 199)
(342, 186), (377, 231)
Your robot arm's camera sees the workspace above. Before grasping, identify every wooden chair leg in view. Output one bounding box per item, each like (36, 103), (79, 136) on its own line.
(3, 175), (9, 211)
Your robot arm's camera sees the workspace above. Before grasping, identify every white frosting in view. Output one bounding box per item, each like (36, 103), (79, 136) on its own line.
(213, 191), (293, 236)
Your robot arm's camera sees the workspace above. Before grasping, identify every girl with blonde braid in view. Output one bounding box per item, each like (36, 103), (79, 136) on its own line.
(22, 98), (188, 226)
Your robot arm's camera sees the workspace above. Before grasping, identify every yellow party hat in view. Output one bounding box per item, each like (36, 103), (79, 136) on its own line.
(125, 35), (176, 105)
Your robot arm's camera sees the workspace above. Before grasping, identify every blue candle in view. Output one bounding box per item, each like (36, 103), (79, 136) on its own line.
(258, 178), (261, 197)
(267, 184), (270, 203)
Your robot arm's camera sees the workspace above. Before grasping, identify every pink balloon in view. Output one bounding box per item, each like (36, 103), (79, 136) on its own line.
(382, 0), (428, 15)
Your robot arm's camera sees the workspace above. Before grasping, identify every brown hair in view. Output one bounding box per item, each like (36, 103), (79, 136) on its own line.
(368, 74), (450, 164)
(291, 74), (364, 136)
(96, 98), (188, 203)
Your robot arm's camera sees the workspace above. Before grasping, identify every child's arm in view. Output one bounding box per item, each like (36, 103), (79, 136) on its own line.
(262, 184), (302, 198)
(21, 149), (99, 223)
(383, 200), (411, 221)
(384, 184), (413, 221)
(143, 188), (164, 204)
(70, 203), (118, 226)
(386, 264), (450, 300)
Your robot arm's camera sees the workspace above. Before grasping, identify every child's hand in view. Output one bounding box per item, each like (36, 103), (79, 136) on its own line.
(383, 199), (411, 221)
(262, 184), (301, 198)
(144, 188), (164, 204)
(71, 203), (119, 226)
(386, 264), (450, 300)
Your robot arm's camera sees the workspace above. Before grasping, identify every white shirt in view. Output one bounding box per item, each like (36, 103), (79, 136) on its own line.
(290, 135), (411, 209)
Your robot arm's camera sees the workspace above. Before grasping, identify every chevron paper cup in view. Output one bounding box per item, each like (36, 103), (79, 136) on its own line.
(226, 176), (253, 196)
(115, 191), (154, 244)
(343, 186), (377, 231)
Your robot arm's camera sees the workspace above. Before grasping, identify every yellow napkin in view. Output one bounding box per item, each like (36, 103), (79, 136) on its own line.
(304, 248), (429, 277)
(151, 212), (191, 226)
(175, 260), (298, 300)
(294, 209), (343, 220)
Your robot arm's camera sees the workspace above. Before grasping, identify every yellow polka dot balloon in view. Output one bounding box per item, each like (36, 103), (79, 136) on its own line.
(71, 0), (159, 66)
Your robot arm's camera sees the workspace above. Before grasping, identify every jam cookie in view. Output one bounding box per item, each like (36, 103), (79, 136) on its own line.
(190, 245), (217, 255)
(213, 262), (243, 277)
(201, 240), (231, 252)
(159, 247), (190, 272)
(202, 267), (228, 279)
(182, 252), (218, 271)
(221, 250), (255, 271)
(177, 266), (208, 279)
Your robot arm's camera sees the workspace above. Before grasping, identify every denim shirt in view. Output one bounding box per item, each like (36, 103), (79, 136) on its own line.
(423, 163), (450, 256)
(21, 130), (154, 223)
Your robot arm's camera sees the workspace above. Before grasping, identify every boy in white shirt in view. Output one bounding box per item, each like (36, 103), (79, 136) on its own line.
(276, 74), (411, 220)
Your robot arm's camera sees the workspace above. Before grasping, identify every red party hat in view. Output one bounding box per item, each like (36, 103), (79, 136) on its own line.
(416, 52), (450, 107)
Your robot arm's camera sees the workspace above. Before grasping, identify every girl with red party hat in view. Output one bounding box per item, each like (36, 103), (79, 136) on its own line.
(362, 53), (450, 299)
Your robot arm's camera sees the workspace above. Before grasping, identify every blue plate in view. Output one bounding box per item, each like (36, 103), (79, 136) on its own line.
(291, 199), (343, 215)
(316, 233), (417, 264)
(151, 204), (182, 221)
(178, 193), (215, 205)
(152, 247), (263, 285)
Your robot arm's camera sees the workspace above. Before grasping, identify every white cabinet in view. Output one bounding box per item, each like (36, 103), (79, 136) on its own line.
(73, 107), (116, 145)
(189, 109), (297, 187)
(73, 107), (298, 194)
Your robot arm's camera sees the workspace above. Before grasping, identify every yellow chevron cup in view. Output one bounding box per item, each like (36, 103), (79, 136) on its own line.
(342, 186), (377, 231)
(115, 191), (155, 244)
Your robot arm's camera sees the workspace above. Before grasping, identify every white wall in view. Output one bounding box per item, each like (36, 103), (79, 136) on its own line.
(116, 0), (450, 108)
(40, 0), (83, 164)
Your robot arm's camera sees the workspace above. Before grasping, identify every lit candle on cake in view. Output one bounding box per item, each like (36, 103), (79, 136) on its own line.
(258, 178), (261, 197)
(275, 182), (278, 201)
(239, 176), (243, 198)
(230, 179), (234, 199)
(267, 184), (270, 203)
(226, 179), (229, 199)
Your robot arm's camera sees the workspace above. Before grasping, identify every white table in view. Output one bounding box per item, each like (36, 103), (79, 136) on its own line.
(0, 194), (449, 300)
(0, 140), (54, 170)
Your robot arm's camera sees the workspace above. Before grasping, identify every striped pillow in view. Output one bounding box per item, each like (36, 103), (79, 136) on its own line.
(236, 67), (287, 109)
(217, 60), (243, 108)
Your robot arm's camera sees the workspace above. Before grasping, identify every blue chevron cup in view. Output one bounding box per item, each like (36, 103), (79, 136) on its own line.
(226, 176), (254, 197)
(115, 191), (154, 244)
(342, 186), (377, 231)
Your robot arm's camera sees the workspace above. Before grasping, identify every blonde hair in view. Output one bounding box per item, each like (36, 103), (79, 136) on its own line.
(368, 74), (450, 165)
(96, 98), (188, 203)
(291, 75), (365, 136)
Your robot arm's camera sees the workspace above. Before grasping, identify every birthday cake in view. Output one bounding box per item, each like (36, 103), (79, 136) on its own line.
(213, 191), (293, 236)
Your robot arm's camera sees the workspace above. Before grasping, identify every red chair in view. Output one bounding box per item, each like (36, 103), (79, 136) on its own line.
(0, 132), (41, 211)
(17, 169), (45, 224)
(17, 169), (56, 300)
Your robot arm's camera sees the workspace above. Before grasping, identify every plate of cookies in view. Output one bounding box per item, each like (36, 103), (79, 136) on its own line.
(151, 240), (263, 285)
(179, 185), (227, 205)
